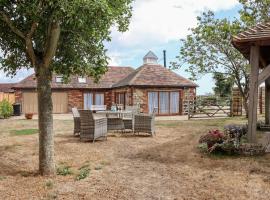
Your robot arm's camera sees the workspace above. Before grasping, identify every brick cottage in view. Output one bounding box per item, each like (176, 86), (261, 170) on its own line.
(13, 51), (198, 116)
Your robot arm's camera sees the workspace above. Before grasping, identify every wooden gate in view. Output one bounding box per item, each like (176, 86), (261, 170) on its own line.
(188, 97), (232, 119)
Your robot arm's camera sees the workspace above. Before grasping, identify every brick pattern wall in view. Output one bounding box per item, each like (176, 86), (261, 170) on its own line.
(15, 90), (23, 104)
(68, 90), (83, 111)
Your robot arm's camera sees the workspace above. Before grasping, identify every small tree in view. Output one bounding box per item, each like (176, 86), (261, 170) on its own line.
(0, 99), (13, 118)
(213, 72), (234, 97)
(174, 11), (250, 115)
(0, 0), (132, 175)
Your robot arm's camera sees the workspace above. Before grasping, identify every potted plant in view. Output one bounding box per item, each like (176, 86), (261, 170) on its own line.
(25, 113), (34, 120)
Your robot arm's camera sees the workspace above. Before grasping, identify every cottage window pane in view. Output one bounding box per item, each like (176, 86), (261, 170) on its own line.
(84, 93), (93, 110)
(55, 76), (63, 83)
(78, 77), (86, 83)
(159, 92), (169, 114)
(148, 92), (158, 114)
(170, 92), (179, 113)
(95, 93), (104, 105)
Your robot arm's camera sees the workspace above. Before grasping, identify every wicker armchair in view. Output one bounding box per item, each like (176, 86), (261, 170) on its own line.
(72, 107), (80, 136)
(107, 117), (125, 131)
(134, 107), (157, 136)
(123, 105), (140, 130)
(78, 110), (108, 142)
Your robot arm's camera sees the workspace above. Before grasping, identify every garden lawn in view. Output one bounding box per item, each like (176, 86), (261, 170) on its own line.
(0, 117), (270, 199)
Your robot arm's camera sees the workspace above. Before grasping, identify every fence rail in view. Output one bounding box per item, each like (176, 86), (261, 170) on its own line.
(187, 97), (232, 119)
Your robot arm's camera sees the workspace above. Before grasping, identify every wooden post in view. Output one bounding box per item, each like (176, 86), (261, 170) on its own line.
(248, 45), (260, 143)
(265, 77), (270, 124)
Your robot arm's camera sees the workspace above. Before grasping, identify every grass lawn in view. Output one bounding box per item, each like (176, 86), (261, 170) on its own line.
(0, 117), (270, 199)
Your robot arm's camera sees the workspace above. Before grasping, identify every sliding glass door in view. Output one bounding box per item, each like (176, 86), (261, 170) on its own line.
(159, 92), (170, 114)
(148, 91), (180, 115)
(84, 92), (104, 109)
(148, 92), (158, 113)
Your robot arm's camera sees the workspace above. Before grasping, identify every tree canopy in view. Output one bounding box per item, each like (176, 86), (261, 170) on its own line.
(175, 11), (250, 112)
(0, 0), (133, 80)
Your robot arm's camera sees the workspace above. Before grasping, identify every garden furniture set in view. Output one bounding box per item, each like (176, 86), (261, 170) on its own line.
(71, 105), (157, 142)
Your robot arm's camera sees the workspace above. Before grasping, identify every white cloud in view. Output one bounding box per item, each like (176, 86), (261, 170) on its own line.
(111, 0), (239, 47)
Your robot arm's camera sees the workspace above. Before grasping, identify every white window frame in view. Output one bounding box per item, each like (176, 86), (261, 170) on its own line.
(78, 77), (86, 83)
(55, 76), (63, 83)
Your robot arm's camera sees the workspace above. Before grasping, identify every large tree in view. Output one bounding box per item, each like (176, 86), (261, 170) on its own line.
(175, 11), (250, 115)
(239, 0), (270, 26)
(0, 0), (132, 175)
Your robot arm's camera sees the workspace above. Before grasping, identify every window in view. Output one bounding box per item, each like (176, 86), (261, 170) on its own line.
(55, 76), (63, 83)
(115, 92), (126, 106)
(78, 77), (86, 83)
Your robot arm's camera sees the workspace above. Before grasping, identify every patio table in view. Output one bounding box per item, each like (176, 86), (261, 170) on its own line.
(97, 110), (132, 131)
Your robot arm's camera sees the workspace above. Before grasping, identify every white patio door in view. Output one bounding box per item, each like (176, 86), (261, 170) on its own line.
(170, 92), (179, 114)
(95, 93), (104, 105)
(159, 92), (170, 114)
(148, 92), (158, 113)
(84, 93), (93, 110)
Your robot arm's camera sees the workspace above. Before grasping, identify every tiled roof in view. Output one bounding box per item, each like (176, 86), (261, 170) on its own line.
(0, 83), (15, 93)
(232, 23), (270, 67)
(13, 66), (134, 89)
(113, 64), (198, 88)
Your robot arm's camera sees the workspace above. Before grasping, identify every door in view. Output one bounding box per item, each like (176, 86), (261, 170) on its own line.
(159, 92), (170, 114)
(52, 92), (68, 113)
(84, 93), (93, 110)
(22, 92), (68, 114)
(95, 93), (104, 105)
(148, 92), (158, 113)
(84, 92), (104, 109)
(170, 92), (180, 114)
(22, 92), (38, 113)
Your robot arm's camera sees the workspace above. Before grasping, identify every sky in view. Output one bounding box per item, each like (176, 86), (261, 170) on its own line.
(0, 0), (241, 95)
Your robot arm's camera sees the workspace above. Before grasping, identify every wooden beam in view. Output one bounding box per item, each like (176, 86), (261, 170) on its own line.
(248, 45), (260, 143)
(258, 64), (270, 85)
(265, 78), (270, 124)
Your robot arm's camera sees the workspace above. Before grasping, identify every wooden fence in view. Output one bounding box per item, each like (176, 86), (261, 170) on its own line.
(0, 92), (15, 104)
(188, 97), (232, 119)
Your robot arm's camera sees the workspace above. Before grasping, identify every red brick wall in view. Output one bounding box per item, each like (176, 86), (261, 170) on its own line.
(15, 90), (23, 104)
(68, 89), (83, 111)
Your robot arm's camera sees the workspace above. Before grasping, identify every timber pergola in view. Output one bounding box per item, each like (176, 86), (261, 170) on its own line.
(232, 22), (270, 143)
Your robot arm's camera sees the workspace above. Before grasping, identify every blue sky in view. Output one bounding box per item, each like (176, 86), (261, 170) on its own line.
(0, 0), (241, 94)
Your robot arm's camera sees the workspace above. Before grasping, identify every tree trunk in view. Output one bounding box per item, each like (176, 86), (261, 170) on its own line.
(242, 96), (249, 118)
(36, 65), (55, 175)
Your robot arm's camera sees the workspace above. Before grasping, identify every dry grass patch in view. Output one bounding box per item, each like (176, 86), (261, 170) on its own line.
(0, 116), (270, 199)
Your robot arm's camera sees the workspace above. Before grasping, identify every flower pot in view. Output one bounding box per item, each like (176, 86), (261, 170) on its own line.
(25, 113), (34, 120)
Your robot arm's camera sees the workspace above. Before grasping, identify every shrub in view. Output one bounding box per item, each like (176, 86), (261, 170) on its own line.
(75, 165), (90, 181)
(224, 124), (247, 147)
(199, 130), (225, 148)
(0, 99), (13, 118)
(56, 165), (73, 176)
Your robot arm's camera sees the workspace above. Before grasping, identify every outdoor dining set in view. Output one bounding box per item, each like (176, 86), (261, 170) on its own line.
(72, 105), (157, 142)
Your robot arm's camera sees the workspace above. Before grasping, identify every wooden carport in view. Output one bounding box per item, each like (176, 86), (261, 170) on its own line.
(232, 23), (270, 143)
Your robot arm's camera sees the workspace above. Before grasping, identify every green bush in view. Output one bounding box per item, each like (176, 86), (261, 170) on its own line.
(56, 165), (73, 176)
(75, 165), (90, 181)
(0, 99), (13, 118)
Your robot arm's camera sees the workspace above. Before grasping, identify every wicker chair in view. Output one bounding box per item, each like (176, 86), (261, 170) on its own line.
(78, 110), (107, 142)
(72, 107), (80, 136)
(123, 105), (140, 130)
(107, 117), (125, 131)
(134, 107), (157, 136)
